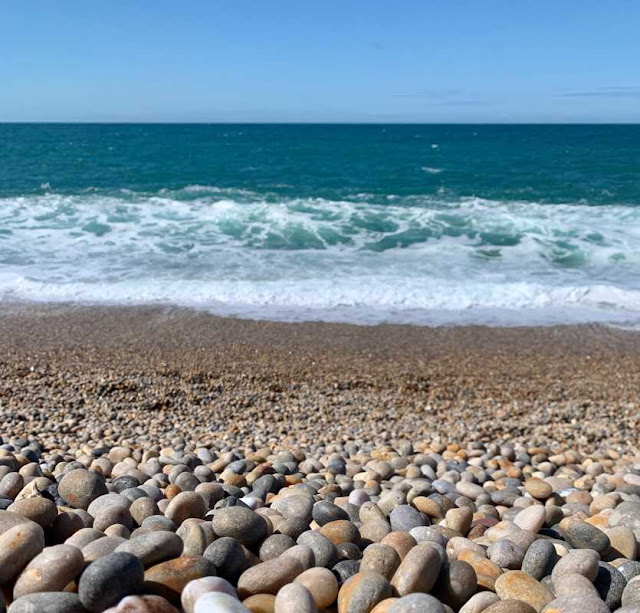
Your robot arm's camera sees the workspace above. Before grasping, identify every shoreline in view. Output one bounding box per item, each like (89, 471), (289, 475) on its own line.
(1, 302), (640, 454)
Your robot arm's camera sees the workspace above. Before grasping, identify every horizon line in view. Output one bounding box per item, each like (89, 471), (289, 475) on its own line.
(1, 120), (640, 126)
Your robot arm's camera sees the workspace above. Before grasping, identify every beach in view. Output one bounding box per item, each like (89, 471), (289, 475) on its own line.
(2, 303), (639, 454)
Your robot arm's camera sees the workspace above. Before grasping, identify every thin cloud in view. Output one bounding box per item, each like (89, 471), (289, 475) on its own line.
(562, 86), (640, 98)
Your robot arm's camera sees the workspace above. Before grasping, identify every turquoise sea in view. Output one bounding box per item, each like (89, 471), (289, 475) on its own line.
(1, 123), (639, 325)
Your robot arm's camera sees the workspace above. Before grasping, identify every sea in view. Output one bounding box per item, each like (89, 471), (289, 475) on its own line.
(1, 123), (639, 326)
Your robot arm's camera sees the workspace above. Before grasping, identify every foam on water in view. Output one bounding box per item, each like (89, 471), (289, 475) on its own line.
(1, 187), (640, 326)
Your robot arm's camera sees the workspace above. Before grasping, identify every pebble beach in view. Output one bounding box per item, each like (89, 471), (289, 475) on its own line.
(1, 304), (640, 613)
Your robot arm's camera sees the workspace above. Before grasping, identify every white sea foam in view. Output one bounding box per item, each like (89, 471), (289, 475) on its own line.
(1, 189), (639, 326)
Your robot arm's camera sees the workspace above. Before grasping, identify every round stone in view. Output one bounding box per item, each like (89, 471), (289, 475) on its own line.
(204, 537), (247, 584)
(389, 506), (427, 532)
(320, 520), (361, 545)
(391, 542), (442, 596)
(7, 497), (57, 529)
(59, 469), (108, 510)
(13, 544), (84, 599)
(551, 549), (600, 586)
(297, 531), (339, 568)
(8, 592), (89, 613)
(182, 576), (237, 613)
(337, 572), (392, 613)
(194, 592), (251, 612)
(144, 556), (217, 603)
(513, 506), (546, 533)
(361, 543), (401, 579)
(432, 560), (477, 610)
(541, 595), (610, 613)
(494, 570), (554, 612)
(237, 556), (304, 598)
(521, 539), (559, 580)
(313, 501), (349, 526)
(212, 507), (268, 547)
(0, 521), (45, 585)
(561, 520), (610, 554)
(388, 593), (445, 613)
(79, 551), (145, 612)
(459, 592), (500, 613)
(103, 595), (177, 612)
(295, 567), (339, 609)
(116, 531), (184, 568)
(593, 562), (626, 610)
(524, 479), (553, 500)
(165, 492), (207, 526)
(274, 583), (317, 613)
(260, 534), (296, 561)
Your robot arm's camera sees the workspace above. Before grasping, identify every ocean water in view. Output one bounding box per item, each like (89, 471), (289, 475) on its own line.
(1, 123), (639, 326)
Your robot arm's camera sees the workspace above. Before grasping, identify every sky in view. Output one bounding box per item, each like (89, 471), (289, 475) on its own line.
(1, 1), (640, 123)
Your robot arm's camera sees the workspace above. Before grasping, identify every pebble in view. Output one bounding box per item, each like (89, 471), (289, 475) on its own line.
(494, 570), (554, 612)
(79, 551), (145, 612)
(194, 592), (251, 612)
(144, 556), (216, 603)
(274, 583), (317, 613)
(213, 507), (268, 547)
(337, 572), (392, 613)
(116, 531), (184, 568)
(388, 593), (446, 612)
(13, 543), (85, 598)
(237, 556), (304, 598)
(59, 469), (108, 510)
(390, 542), (442, 596)
(0, 434), (639, 612)
(7, 592), (89, 613)
(0, 520), (45, 584)
(294, 567), (339, 609)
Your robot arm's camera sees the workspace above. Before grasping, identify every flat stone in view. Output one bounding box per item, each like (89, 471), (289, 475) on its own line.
(79, 551), (145, 612)
(82, 536), (127, 564)
(13, 544), (84, 598)
(495, 570), (554, 612)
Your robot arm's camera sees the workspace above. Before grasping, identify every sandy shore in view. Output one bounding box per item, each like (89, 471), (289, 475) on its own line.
(1, 303), (640, 453)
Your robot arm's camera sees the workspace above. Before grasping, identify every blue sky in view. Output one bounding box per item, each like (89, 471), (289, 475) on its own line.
(2, 1), (639, 122)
